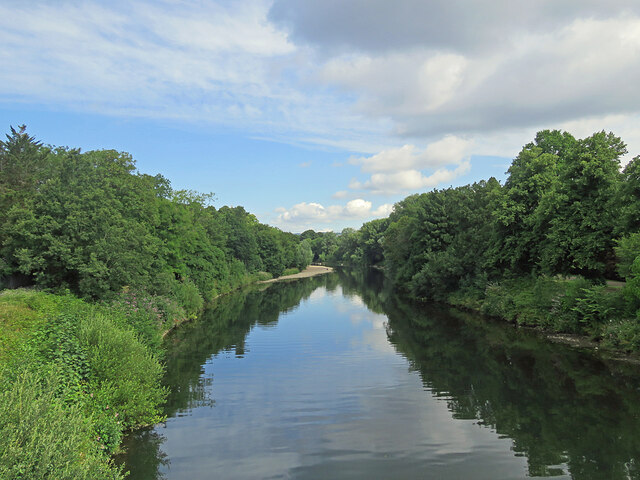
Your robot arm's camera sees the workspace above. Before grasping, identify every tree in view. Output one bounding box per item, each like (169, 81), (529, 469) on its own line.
(539, 131), (625, 278)
(1, 148), (161, 298)
(616, 155), (640, 236)
(494, 131), (570, 275)
(295, 238), (314, 270)
(359, 218), (388, 266)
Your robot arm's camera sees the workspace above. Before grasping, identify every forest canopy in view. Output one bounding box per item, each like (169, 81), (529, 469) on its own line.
(0, 125), (311, 310)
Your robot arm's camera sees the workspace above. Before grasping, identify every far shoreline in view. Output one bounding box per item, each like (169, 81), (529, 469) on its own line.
(259, 265), (334, 284)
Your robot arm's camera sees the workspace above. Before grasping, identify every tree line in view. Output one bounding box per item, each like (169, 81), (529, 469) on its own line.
(309, 130), (640, 351)
(0, 125), (313, 314)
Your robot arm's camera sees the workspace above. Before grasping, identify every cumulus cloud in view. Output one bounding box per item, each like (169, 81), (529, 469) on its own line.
(349, 136), (471, 173)
(343, 136), (472, 196)
(349, 162), (470, 195)
(274, 199), (393, 231)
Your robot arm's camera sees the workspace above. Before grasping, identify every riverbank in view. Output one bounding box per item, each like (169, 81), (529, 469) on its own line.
(442, 275), (640, 356)
(259, 265), (333, 283)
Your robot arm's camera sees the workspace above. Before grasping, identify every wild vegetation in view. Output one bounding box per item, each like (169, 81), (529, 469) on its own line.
(0, 289), (167, 478)
(314, 130), (640, 352)
(0, 125), (313, 478)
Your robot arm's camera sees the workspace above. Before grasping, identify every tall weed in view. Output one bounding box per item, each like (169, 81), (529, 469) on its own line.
(0, 367), (124, 480)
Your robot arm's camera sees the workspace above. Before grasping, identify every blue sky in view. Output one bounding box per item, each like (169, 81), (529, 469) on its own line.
(2, 1), (640, 232)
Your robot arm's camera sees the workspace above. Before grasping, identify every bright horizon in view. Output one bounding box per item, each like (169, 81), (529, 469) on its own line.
(2, 0), (640, 232)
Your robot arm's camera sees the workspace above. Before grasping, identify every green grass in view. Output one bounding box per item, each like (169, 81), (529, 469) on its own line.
(0, 289), (58, 363)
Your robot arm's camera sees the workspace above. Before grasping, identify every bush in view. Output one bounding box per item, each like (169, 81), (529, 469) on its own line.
(481, 282), (518, 321)
(77, 313), (167, 430)
(282, 268), (300, 276)
(0, 290), (167, 458)
(602, 318), (640, 352)
(108, 289), (186, 350)
(475, 276), (629, 337)
(615, 233), (640, 279)
(171, 278), (204, 317)
(0, 367), (124, 480)
(254, 271), (273, 282)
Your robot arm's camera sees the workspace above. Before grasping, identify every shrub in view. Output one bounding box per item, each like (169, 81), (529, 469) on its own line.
(481, 282), (518, 321)
(615, 232), (640, 279)
(282, 268), (300, 276)
(77, 313), (167, 430)
(171, 278), (204, 317)
(0, 367), (123, 480)
(571, 285), (613, 329)
(108, 289), (186, 350)
(255, 271), (273, 282)
(602, 318), (640, 352)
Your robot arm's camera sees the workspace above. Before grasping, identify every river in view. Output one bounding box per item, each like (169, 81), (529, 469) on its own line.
(117, 269), (640, 479)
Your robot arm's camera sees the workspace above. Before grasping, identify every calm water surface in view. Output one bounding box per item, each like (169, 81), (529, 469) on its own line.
(118, 270), (640, 479)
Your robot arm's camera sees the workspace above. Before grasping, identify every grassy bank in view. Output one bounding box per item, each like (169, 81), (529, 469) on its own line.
(0, 289), (169, 479)
(446, 276), (640, 353)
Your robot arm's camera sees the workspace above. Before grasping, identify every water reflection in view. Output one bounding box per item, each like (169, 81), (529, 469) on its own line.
(119, 269), (640, 480)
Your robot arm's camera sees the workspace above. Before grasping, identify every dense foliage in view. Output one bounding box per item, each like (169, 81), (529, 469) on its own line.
(316, 130), (640, 351)
(0, 125), (311, 309)
(0, 289), (173, 479)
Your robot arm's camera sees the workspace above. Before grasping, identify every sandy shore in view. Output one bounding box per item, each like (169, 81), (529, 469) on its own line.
(259, 265), (334, 284)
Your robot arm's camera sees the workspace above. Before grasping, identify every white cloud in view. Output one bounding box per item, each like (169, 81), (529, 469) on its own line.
(274, 198), (392, 231)
(332, 190), (349, 199)
(0, 0), (386, 151)
(350, 136), (471, 173)
(343, 198), (372, 217)
(373, 203), (394, 217)
(350, 162), (470, 195)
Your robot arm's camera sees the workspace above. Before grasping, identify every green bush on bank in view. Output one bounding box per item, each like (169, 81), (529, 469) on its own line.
(254, 271), (273, 281)
(449, 275), (636, 349)
(107, 288), (185, 353)
(0, 289), (167, 476)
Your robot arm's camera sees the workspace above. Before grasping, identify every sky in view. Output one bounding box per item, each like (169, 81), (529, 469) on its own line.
(1, 0), (640, 232)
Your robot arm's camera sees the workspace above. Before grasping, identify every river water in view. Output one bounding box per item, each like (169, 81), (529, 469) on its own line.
(118, 269), (640, 479)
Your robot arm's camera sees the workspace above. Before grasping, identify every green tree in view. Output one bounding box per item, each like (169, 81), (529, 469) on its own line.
(0, 125), (47, 220)
(494, 131), (569, 274)
(616, 155), (640, 236)
(1, 148), (161, 298)
(295, 238), (314, 270)
(539, 131), (625, 278)
(359, 218), (388, 266)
